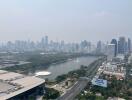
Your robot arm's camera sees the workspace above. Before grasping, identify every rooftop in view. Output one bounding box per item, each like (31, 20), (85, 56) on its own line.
(0, 70), (45, 100)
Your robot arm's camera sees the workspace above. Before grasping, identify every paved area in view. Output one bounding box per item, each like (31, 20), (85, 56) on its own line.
(58, 58), (104, 100)
(58, 78), (90, 100)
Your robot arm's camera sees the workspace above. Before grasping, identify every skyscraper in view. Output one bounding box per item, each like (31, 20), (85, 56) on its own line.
(128, 38), (131, 53)
(97, 41), (102, 53)
(106, 44), (115, 61)
(111, 39), (118, 57)
(118, 37), (126, 54)
(45, 36), (48, 46)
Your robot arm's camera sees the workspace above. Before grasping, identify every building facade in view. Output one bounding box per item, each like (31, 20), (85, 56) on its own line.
(111, 39), (118, 57)
(118, 37), (126, 54)
(106, 44), (115, 61)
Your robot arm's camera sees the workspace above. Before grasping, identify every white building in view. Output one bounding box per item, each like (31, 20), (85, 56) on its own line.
(102, 62), (126, 80)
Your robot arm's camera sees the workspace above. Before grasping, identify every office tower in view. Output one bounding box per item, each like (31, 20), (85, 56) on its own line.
(97, 41), (102, 53)
(88, 42), (91, 53)
(45, 36), (48, 45)
(128, 38), (131, 53)
(41, 37), (45, 48)
(106, 44), (115, 61)
(111, 39), (118, 57)
(118, 37), (126, 54)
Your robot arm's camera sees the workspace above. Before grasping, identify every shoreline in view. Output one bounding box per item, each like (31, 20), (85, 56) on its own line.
(3, 55), (100, 79)
(43, 56), (99, 81)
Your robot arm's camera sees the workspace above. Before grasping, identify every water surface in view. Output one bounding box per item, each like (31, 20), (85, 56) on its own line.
(32, 56), (98, 80)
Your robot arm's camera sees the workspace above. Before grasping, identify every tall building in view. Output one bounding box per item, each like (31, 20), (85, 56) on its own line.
(97, 41), (102, 53)
(41, 37), (45, 48)
(111, 39), (118, 57)
(118, 37), (126, 54)
(128, 38), (131, 53)
(80, 40), (89, 52)
(106, 44), (115, 61)
(45, 36), (48, 45)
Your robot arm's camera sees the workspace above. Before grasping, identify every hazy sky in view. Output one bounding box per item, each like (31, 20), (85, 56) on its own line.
(0, 0), (132, 43)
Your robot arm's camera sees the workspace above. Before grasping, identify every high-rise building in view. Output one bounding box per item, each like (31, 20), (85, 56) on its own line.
(118, 37), (126, 54)
(45, 36), (48, 45)
(41, 37), (45, 48)
(111, 39), (118, 57)
(128, 38), (131, 53)
(97, 41), (102, 53)
(106, 44), (115, 61)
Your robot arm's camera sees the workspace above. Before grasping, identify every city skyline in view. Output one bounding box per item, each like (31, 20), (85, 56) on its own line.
(0, 36), (131, 54)
(0, 0), (132, 43)
(0, 35), (131, 44)
(0, 1), (131, 100)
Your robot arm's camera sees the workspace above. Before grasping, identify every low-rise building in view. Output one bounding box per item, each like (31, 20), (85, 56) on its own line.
(101, 62), (126, 80)
(0, 70), (45, 100)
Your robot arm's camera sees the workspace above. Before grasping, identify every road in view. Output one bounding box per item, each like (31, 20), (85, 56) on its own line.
(58, 58), (104, 100)
(58, 77), (90, 100)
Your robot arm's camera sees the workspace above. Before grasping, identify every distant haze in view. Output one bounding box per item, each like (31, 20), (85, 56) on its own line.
(0, 0), (132, 43)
